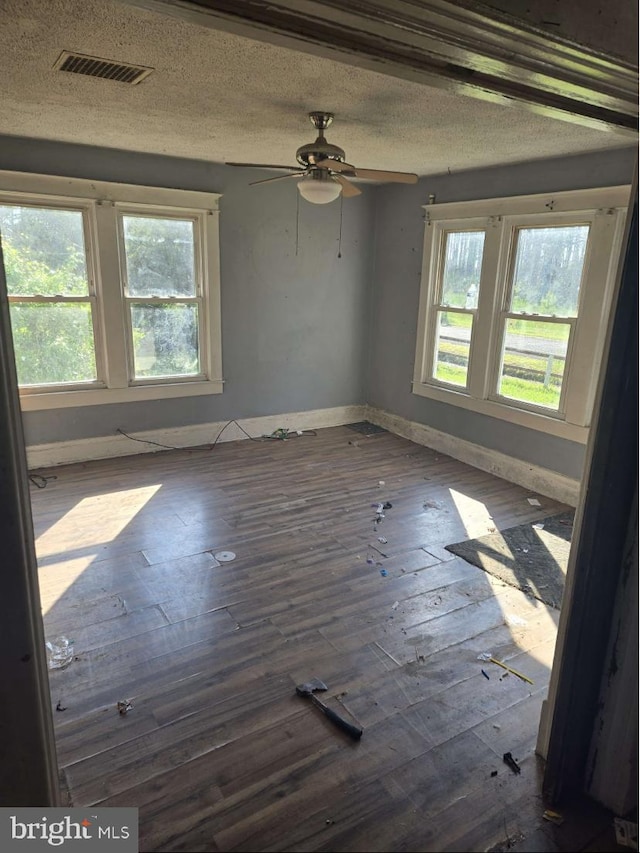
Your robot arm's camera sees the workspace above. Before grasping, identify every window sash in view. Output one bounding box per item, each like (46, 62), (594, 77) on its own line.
(125, 300), (205, 382)
(116, 208), (208, 385)
(1, 200), (105, 389)
(428, 306), (475, 391)
(503, 222), (592, 320)
(491, 313), (576, 417)
(9, 295), (94, 304)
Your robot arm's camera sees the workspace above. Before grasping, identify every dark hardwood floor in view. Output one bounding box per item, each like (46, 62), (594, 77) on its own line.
(30, 425), (604, 851)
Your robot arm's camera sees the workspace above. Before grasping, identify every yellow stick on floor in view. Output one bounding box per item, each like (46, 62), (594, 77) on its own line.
(489, 657), (534, 685)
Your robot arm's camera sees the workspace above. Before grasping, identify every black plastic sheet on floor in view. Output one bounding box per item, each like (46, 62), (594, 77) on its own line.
(345, 421), (388, 435)
(445, 512), (574, 610)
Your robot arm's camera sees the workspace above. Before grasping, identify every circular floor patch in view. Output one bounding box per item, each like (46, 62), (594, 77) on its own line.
(214, 551), (236, 562)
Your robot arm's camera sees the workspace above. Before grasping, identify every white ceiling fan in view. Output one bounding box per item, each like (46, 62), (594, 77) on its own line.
(226, 111), (418, 204)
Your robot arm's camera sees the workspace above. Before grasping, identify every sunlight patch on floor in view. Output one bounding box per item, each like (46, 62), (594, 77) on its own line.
(36, 485), (162, 612)
(35, 484), (163, 557)
(448, 488), (495, 538)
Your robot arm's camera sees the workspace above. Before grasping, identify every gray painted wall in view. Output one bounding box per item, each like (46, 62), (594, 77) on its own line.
(0, 136), (374, 445)
(367, 147), (637, 480)
(1, 136), (635, 482)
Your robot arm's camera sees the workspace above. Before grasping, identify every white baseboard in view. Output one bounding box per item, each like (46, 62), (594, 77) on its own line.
(27, 402), (581, 506)
(366, 406), (580, 507)
(26, 405), (367, 468)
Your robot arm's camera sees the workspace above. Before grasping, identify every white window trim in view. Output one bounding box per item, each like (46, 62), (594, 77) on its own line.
(0, 170), (223, 411)
(413, 186), (630, 443)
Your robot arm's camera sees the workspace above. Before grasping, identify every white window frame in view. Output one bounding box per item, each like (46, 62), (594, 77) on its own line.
(413, 186), (630, 443)
(0, 170), (223, 410)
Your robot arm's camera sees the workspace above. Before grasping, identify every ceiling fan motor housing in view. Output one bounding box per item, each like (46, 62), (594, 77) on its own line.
(296, 111), (345, 167)
(296, 139), (345, 167)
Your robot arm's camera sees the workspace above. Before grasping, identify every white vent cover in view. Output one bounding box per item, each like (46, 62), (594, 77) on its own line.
(54, 51), (153, 84)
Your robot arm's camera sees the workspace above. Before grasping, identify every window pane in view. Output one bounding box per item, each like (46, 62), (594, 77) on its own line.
(9, 303), (96, 386)
(510, 225), (589, 317)
(441, 231), (485, 309)
(123, 216), (196, 297)
(498, 319), (570, 410)
(0, 205), (89, 296)
(131, 303), (199, 378)
(433, 311), (472, 386)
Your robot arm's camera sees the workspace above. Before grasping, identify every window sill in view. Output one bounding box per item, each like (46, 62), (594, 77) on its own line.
(411, 380), (589, 443)
(18, 379), (224, 411)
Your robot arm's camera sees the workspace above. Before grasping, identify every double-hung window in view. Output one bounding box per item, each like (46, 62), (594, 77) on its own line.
(413, 187), (629, 442)
(119, 212), (203, 382)
(0, 171), (222, 410)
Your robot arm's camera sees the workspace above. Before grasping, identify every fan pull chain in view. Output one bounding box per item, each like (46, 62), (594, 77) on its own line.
(295, 188), (300, 256)
(338, 193), (343, 259)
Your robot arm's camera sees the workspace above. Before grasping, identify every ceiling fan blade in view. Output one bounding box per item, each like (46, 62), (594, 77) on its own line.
(316, 159), (417, 183)
(333, 175), (361, 198)
(345, 167), (418, 184)
(226, 162), (304, 171)
(249, 172), (306, 186)
(315, 159), (355, 172)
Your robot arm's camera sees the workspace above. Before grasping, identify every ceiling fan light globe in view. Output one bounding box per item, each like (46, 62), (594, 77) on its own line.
(297, 176), (342, 204)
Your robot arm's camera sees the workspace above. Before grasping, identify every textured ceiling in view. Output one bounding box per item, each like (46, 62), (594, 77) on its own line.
(0, 0), (632, 176)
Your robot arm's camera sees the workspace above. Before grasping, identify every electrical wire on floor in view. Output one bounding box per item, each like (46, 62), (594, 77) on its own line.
(116, 427), (180, 450)
(116, 421), (318, 454)
(210, 419), (264, 449)
(28, 474), (57, 489)
(213, 422), (317, 447)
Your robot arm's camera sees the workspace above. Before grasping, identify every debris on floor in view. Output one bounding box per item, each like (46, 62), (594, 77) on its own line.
(477, 652), (534, 685)
(490, 770), (498, 777)
(487, 830), (526, 852)
(55, 701), (67, 712)
(117, 700), (133, 716)
(502, 751), (521, 774)
(373, 503), (386, 523)
(532, 522), (545, 530)
(542, 809), (564, 826)
(614, 818), (638, 850)
(505, 614), (528, 627)
(45, 637), (75, 670)
(214, 551), (236, 562)
(527, 497), (541, 506)
(377, 536), (388, 544)
(264, 428), (294, 440)
(380, 569), (388, 577)
(391, 601), (400, 610)
(28, 473), (57, 489)
(422, 499), (441, 510)
(481, 669), (490, 680)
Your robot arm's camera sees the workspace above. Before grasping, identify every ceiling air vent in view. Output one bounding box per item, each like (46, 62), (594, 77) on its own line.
(54, 51), (154, 85)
